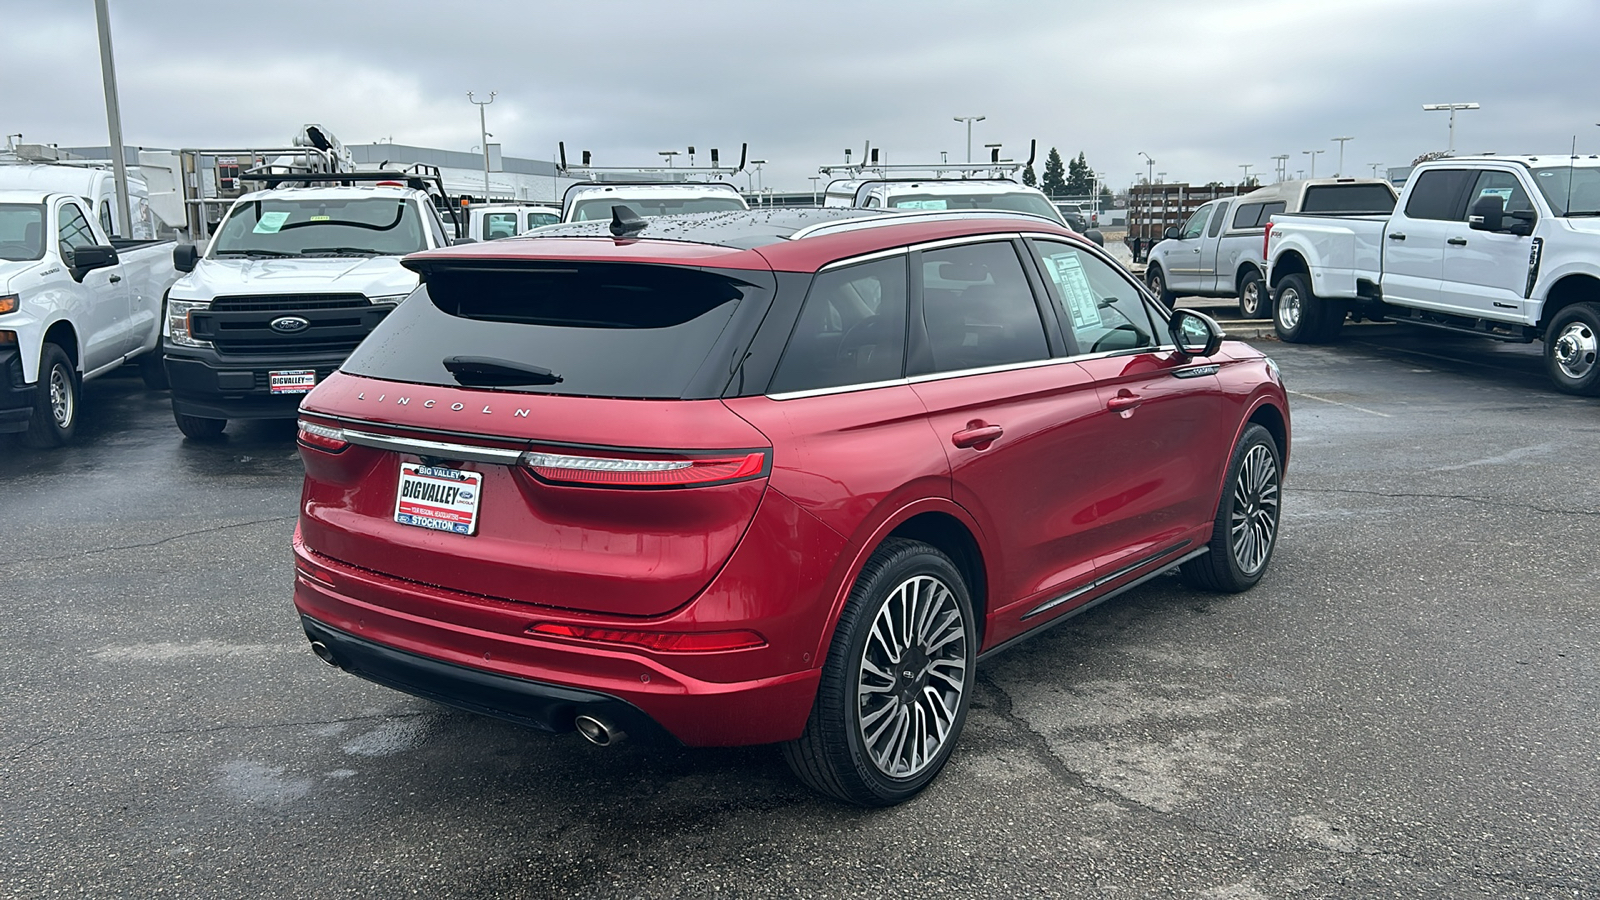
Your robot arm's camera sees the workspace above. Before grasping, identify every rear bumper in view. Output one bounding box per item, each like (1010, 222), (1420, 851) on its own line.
(165, 345), (348, 420)
(0, 349), (35, 433)
(291, 534), (824, 747)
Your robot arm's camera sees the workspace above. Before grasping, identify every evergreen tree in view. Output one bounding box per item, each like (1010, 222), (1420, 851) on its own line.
(1021, 163), (1037, 187)
(1041, 148), (1067, 197)
(1066, 152), (1093, 196)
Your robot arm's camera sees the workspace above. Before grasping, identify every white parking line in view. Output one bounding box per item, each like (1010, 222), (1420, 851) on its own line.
(1286, 390), (1391, 418)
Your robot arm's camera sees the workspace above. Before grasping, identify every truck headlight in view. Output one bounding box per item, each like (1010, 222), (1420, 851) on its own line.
(165, 297), (213, 348)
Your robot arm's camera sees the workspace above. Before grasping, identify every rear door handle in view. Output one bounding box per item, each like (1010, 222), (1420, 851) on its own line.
(1388, 233), (1406, 241)
(1106, 393), (1144, 413)
(1447, 237), (1468, 246)
(951, 423), (1004, 449)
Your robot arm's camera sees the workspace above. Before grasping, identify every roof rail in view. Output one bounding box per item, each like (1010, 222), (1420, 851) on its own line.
(788, 209), (1063, 241)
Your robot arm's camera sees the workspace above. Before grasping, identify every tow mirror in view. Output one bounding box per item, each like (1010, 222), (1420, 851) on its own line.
(1162, 226), (1180, 241)
(1468, 195), (1504, 232)
(1169, 308), (1223, 359)
(173, 243), (200, 273)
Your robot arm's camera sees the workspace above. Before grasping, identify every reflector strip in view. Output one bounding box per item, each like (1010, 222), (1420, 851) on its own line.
(526, 622), (766, 653)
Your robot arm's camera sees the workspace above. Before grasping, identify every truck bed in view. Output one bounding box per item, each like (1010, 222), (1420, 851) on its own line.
(1267, 213), (1389, 300)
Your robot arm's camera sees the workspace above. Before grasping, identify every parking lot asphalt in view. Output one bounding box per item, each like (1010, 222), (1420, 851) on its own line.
(3, 323), (1597, 899)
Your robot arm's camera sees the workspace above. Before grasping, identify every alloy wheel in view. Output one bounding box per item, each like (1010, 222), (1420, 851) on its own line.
(1553, 320), (1597, 381)
(1230, 444), (1280, 575)
(857, 574), (968, 779)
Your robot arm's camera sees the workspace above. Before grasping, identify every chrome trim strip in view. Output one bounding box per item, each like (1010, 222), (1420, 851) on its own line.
(766, 377), (911, 402)
(905, 354), (1075, 384)
(790, 210), (1063, 241)
(817, 247), (909, 273)
(1021, 540), (1192, 620)
(340, 428), (525, 465)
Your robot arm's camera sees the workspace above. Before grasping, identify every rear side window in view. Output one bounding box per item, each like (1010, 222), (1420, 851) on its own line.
(1301, 184), (1397, 214)
(341, 263), (768, 399)
(1208, 201), (1231, 237)
(1031, 241), (1160, 354)
(920, 241), (1049, 373)
(1403, 170), (1475, 221)
(484, 212), (518, 239)
(1231, 201), (1283, 229)
(769, 256), (907, 394)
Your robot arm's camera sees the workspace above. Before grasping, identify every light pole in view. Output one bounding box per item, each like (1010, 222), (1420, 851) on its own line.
(1239, 163), (1253, 185)
(468, 91), (496, 201)
(93, 0), (131, 237)
(809, 176), (820, 205)
(1422, 102), (1479, 155)
(1331, 136), (1353, 176)
(1369, 162), (1384, 178)
(1157, 172), (1166, 184)
(1138, 151), (1155, 186)
(1302, 149), (1325, 179)
(1272, 154), (1290, 183)
(953, 116), (985, 163)
(749, 159), (766, 195)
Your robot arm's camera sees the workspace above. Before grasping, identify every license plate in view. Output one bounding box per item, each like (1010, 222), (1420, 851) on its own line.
(269, 369), (317, 394)
(394, 464), (483, 535)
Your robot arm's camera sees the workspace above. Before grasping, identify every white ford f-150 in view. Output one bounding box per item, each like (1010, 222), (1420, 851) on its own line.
(0, 190), (178, 446)
(1266, 155), (1600, 395)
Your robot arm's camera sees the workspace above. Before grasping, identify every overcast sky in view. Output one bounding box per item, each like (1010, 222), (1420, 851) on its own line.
(5, 0), (1598, 191)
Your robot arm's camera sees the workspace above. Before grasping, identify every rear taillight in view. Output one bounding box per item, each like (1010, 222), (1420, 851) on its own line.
(519, 449), (766, 487)
(1262, 221), (1274, 260)
(297, 420), (350, 453)
(526, 622), (767, 653)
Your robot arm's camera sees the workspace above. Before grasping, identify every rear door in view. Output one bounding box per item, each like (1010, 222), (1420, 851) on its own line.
(906, 238), (1107, 621)
(1162, 202), (1214, 293)
(1028, 238), (1226, 582)
(1197, 200), (1232, 292)
(1383, 168), (1475, 310)
(1439, 169), (1538, 320)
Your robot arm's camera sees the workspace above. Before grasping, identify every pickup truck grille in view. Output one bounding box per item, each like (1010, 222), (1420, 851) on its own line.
(190, 297), (395, 357)
(210, 293), (371, 313)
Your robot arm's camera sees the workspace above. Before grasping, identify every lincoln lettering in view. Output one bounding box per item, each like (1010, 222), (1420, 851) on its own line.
(402, 480), (462, 506)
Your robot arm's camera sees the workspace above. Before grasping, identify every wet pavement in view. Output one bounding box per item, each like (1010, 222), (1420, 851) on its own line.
(3, 328), (1597, 898)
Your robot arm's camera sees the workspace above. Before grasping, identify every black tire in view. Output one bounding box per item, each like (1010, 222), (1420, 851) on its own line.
(174, 408), (226, 440)
(1543, 301), (1600, 396)
(782, 538), (977, 807)
(1272, 272), (1329, 343)
(137, 351), (169, 390)
(1237, 268), (1270, 319)
(1180, 423), (1282, 593)
(23, 343), (80, 448)
(1146, 264), (1176, 305)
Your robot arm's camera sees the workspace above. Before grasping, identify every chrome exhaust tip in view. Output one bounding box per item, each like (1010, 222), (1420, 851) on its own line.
(308, 641), (339, 668)
(574, 714), (625, 747)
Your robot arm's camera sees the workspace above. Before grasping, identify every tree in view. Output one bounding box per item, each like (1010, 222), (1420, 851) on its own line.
(1041, 148), (1067, 197)
(1021, 163), (1037, 187)
(1065, 152), (1094, 196)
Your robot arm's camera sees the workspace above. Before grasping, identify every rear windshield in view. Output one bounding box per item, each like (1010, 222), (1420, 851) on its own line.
(887, 192), (1065, 224)
(0, 203), (45, 261)
(340, 263), (769, 398)
(1300, 184), (1396, 214)
(569, 196), (746, 222)
(210, 197), (428, 257)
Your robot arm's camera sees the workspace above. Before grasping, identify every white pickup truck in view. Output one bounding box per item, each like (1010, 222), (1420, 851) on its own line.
(1266, 155), (1600, 395)
(0, 190), (177, 446)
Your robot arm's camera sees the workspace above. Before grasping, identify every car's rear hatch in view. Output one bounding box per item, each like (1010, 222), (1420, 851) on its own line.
(297, 252), (777, 618)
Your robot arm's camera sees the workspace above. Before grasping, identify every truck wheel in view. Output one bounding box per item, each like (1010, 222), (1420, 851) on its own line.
(137, 352), (169, 390)
(23, 344), (80, 448)
(1146, 264), (1176, 305)
(1544, 302), (1600, 396)
(174, 409), (226, 440)
(1272, 273), (1327, 343)
(781, 538), (976, 807)
(1238, 269), (1270, 319)
(1180, 423), (1282, 593)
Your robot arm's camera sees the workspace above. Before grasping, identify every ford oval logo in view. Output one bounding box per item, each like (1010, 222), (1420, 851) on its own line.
(270, 316), (311, 334)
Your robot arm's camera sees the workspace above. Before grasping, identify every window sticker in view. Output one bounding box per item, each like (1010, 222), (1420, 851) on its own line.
(309, 215), (332, 222)
(253, 211), (290, 233)
(1044, 253), (1102, 329)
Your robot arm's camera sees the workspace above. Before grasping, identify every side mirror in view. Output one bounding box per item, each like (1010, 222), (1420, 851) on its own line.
(1468, 195), (1504, 232)
(449, 236), (478, 245)
(1163, 226), (1180, 241)
(71, 244), (119, 274)
(173, 243), (200, 273)
(1169, 308), (1223, 359)
(1506, 208), (1536, 237)
(1083, 228), (1106, 248)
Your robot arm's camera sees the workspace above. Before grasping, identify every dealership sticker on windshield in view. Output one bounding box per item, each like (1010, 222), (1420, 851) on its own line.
(395, 464), (483, 535)
(253, 211), (290, 234)
(269, 369), (317, 394)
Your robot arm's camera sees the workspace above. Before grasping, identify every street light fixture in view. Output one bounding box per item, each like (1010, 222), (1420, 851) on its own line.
(1138, 151), (1155, 186)
(1302, 148), (1325, 179)
(1368, 162), (1384, 178)
(658, 150), (680, 167)
(748, 159), (766, 194)
(1422, 102), (1480, 155)
(1331, 136), (1353, 176)
(1272, 154), (1291, 183)
(953, 116), (986, 163)
(1239, 163), (1253, 185)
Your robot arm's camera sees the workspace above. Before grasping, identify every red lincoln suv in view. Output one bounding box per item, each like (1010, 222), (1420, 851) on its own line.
(292, 206), (1289, 806)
